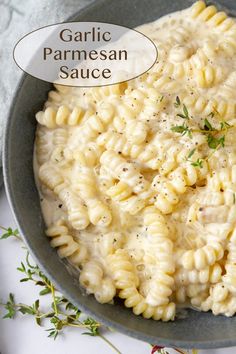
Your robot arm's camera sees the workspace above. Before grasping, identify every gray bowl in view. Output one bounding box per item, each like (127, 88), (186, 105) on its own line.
(4, 0), (236, 349)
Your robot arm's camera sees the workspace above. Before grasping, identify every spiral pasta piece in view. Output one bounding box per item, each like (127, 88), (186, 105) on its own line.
(46, 221), (88, 264)
(191, 2), (227, 29)
(180, 93), (236, 119)
(188, 284), (210, 308)
(143, 207), (174, 306)
(194, 65), (225, 88)
(72, 166), (112, 227)
(39, 164), (89, 230)
(207, 165), (236, 191)
(89, 82), (128, 101)
(222, 228), (236, 290)
(175, 263), (222, 285)
(78, 103), (115, 142)
(107, 249), (175, 320)
(107, 249), (139, 290)
(72, 142), (103, 167)
(35, 127), (53, 165)
(36, 105), (84, 128)
(152, 162), (208, 214)
(106, 181), (146, 215)
(181, 242), (224, 271)
(97, 131), (164, 170)
(100, 150), (152, 199)
(79, 260), (116, 303)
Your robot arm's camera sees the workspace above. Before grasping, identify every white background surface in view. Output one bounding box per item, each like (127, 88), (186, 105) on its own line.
(0, 187), (236, 354)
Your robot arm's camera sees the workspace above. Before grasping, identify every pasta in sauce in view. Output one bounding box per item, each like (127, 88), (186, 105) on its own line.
(34, 1), (236, 321)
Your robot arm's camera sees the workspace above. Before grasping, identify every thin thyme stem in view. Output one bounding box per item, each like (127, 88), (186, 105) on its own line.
(205, 143), (221, 161)
(66, 323), (95, 329)
(0, 225), (8, 231)
(36, 311), (54, 319)
(50, 283), (58, 315)
(11, 234), (22, 241)
(66, 321), (121, 353)
(99, 333), (122, 354)
(0, 225), (22, 240)
(59, 312), (100, 328)
(192, 127), (231, 134)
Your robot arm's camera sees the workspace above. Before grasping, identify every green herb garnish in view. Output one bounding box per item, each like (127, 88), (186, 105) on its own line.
(207, 134), (225, 149)
(208, 112), (215, 119)
(174, 96), (181, 108)
(203, 118), (215, 131)
(191, 159), (204, 168)
(220, 121), (232, 130)
(160, 95), (164, 102)
(171, 124), (192, 137)
(0, 226), (21, 240)
(186, 149), (204, 168)
(177, 104), (190, 120)
(172, 97), (234, 167)
(187, 149), (196, 160)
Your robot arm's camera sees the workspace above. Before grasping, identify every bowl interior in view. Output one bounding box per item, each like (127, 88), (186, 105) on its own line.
(4, 0), (236, 348)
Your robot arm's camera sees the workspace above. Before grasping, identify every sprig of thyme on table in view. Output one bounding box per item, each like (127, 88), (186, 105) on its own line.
(0, 227), (121, 353)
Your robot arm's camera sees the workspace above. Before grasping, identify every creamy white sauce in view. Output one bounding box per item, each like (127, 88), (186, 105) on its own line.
(34, 1), (236, 320)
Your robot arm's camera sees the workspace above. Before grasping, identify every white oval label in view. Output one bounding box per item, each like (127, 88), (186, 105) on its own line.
(14, 22), (157, 87)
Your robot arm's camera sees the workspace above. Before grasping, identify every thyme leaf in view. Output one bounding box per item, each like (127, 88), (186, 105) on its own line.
(0, 226), (21, 240)
(203, 118), (215, 131)
(171, 124), (192, 137)
(187, 149), (196, 160)
(2, 293), (16, 319)
(186, 149), (204, 168)
(207, 134), (225, 149)
(191, 159), (204, 168)
(174, 96), (181, 108)
(220, 121), (232, 130)
(183, 104), (189, 119)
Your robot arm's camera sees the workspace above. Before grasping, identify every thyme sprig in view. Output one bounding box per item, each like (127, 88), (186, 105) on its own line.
(200, 118), (230, 150)
(2, 292), (102, 340)
(0, 228), (121, 354)
(172, 97), (234, 167)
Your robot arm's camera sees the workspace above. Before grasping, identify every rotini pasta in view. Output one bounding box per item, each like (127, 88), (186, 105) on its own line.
(46, 221), (88, 264)
(143, 207), (175, 306)
(34, 1), (236, 321)
(36, 105), (84, 128)
(79, 260), (116, 303)
(72, 165), (112, 227)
